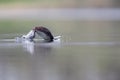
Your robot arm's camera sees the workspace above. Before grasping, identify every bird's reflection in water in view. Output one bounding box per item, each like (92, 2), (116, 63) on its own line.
(20, 41), (61, 80)
(22, 40), (35, 55)
(21, 38), (61, 55)
(21, 40), (53, 55)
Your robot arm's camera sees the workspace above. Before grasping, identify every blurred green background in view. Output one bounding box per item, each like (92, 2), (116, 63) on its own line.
(0, 0), (119, 33)
(0, 0), (120, 8)
(0, 0), (119, 39)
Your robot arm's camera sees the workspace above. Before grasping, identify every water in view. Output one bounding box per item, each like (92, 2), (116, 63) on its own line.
(0, 21), (120, 80)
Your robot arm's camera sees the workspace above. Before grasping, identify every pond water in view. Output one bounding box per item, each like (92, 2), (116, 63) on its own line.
(0, 21), (120, 80)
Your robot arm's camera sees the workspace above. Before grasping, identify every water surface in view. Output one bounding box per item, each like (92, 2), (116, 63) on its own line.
(0, 21), (120, 80)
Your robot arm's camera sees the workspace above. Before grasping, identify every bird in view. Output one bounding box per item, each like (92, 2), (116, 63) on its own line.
(22, 29), (35, 41)
(34, 26), (54, 42)
(21, 26), (54, 42)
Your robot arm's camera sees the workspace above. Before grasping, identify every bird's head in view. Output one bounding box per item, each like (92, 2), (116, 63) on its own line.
(22, 35), (26, 39)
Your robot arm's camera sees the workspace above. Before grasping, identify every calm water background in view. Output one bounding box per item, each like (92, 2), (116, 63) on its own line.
(0, 19), (120, 80)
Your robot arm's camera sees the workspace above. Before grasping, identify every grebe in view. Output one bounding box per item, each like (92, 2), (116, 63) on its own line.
(34, 26), (54, 42)
(22, 26), (54, 42)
